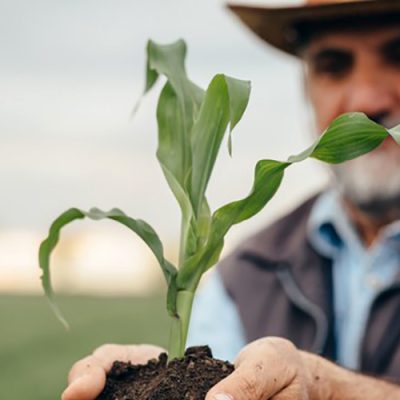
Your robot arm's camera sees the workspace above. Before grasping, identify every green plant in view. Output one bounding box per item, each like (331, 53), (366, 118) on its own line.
(39, 39), (400, 361)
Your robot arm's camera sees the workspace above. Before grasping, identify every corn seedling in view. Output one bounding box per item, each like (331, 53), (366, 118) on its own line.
(39, 39), (400, 361)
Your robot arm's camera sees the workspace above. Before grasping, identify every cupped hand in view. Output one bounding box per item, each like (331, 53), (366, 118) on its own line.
(61, 344), (164, 400)
(62, 337), (325, 400)
(206, 337), (323, 400)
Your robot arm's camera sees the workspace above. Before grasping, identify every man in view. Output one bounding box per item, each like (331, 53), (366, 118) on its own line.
(62, 0), (400, 398)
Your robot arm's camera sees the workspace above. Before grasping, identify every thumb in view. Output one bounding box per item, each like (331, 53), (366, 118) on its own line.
(205, 360), (280, 400)
(205, 338), (299, 400)
(61, 356), (106, 400)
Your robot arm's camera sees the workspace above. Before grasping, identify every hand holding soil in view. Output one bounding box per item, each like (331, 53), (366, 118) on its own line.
(206, 337), (316, 400)
(61, 337), (322, 400)
(61, 336), (400, 399)
(62, 344), (164, 400)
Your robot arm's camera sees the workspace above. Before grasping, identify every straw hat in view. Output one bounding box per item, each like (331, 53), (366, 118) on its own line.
(228, 0), (400, 55)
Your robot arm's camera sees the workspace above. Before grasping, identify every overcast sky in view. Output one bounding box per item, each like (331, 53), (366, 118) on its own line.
(0, 1), (329, 288)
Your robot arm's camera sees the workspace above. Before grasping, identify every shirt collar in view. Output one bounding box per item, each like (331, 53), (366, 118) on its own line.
(308, 189), (400, 258)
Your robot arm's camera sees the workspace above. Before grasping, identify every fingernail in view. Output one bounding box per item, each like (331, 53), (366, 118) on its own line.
(214, 394), (233, 400)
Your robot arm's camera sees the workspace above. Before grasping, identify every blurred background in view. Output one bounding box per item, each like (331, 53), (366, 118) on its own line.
(0, 0), (329, 398)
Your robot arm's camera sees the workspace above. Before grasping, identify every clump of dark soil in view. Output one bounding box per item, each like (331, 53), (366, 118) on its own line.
(97, 346), (234, 400)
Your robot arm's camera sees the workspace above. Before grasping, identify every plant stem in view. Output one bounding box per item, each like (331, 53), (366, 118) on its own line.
(167, 289), (194, 361)
(178, 216), (188, 268)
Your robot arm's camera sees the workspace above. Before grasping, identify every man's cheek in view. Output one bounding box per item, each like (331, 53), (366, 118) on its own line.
(307, 83), (345, 133)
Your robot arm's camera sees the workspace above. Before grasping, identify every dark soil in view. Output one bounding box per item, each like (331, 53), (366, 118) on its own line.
(96, 346), (234, 400)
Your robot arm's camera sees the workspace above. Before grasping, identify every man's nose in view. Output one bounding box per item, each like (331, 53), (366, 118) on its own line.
(344, 66), (395, 120)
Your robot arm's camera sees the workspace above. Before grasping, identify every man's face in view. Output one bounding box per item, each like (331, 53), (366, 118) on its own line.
(303, 25), (400, 215)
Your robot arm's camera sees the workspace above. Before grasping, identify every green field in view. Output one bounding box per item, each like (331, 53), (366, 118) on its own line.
(0, 294), (169, 399)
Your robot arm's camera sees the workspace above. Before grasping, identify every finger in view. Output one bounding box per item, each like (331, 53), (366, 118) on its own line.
(62, 355), (106, 400)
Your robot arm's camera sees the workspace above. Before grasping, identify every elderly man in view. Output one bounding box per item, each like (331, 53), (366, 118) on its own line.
(62, 0), (400, 399)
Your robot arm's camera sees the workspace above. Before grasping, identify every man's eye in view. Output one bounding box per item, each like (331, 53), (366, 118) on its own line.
(311, 51), (353, 78)
(384, 40), (400, 67)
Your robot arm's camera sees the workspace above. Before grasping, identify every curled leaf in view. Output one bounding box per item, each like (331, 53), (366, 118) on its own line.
(39, 207), (177, 326)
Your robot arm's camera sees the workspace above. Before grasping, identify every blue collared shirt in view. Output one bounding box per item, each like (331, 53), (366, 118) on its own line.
(187, 191), (400, 368)
(308, 190), (400, 369)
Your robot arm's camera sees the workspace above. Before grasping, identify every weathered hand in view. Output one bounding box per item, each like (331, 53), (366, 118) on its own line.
(62, 337), (400, 400)
(206, 336), (400, 400)
(61, 344), (164, 400)
(62, 338), (318, 400)
(206, 337), (321, 400)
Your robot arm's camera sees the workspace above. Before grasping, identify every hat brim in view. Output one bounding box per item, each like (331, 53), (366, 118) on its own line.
(228, 0), (400, 56)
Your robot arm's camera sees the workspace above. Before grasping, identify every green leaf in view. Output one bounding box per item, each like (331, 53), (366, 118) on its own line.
(310, 113), (388, 163)
(146, 39), (204, 177)
(390, 123), (400, 145)
(156, 82), (195, 206)
(288, 113), (388, 163)
(131, 42), (160, 116)
(144, 55), (158, 92)
(225, 75), (251, 155)
(154, 57), (203, 192)
(39, 208), (85, 329)
(190, 74), (251, 215)
(156, 82), (199, 265)
(139, 40), (204, 200)
(142, 41), (205, 266)
(39, 207), (177, 325)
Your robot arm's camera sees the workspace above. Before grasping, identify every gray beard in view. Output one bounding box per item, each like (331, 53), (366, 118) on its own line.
(330, 150), (400, 220)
